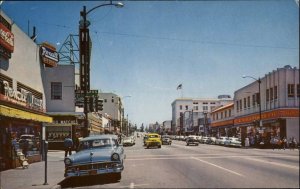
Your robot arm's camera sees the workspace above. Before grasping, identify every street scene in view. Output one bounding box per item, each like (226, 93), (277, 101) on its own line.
(0, 0), (299, 189)
(1, 134), (299, 189)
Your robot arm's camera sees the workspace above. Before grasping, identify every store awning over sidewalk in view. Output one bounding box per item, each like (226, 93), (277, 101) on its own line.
(0, 105), (53, 123)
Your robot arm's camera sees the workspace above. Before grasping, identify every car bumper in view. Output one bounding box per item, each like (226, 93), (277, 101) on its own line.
(64, 164), (124, 177)
(146, 142), (161, 146)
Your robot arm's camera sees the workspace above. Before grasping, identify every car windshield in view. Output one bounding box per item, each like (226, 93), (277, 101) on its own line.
(78, 139), (113, 151)
(20, 136), (33, 140)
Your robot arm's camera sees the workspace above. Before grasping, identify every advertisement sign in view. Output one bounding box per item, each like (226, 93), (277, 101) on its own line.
(75, 90), (98, 107)
(0, 22), (14, 53)
(40, 42), (59, 67)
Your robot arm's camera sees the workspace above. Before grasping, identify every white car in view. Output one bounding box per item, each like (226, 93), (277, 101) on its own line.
(216, 137), (228, 145)
(225, 137), (242, 147)
(200, 136), (210, 144)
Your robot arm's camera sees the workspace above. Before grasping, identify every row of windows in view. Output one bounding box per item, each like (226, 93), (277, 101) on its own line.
(179, 105), (215, 111)
(212, 109), (232, 121)
(236, 84), (299, 111)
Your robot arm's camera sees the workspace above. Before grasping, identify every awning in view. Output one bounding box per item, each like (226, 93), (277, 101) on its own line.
(0, 105), (53, 123)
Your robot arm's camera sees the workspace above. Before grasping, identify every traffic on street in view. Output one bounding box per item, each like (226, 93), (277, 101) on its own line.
(57, 132), (299, 188)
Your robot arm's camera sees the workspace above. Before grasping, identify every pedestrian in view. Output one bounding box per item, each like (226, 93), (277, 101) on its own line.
(292, 137), (297, 150)
(74, 134), (80, 152)
(270, 137), (276, 150)
(277, 138), (282, 150)
(64, 135), (73, 157)
(245, 137), (250, 148)
(282, 137), (287, 150)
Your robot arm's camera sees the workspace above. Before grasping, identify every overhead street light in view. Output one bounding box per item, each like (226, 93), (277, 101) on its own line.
(242, 75), (262, 127)
(79, 1), (124, 137)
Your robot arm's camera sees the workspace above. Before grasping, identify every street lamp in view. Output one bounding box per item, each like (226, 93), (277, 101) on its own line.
(120, 95), (131, 136)
(242, 75), (262, 127)
(79, 1), (124, 137)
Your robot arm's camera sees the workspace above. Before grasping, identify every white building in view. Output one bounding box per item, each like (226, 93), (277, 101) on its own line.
(171, 96), (233, 135)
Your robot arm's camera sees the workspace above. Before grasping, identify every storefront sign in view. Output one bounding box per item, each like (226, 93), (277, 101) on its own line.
(2, 80), (43, 111)
(0, 23), (14, 53)
(235, 109), (299, 125)
(211, 119), (234, 127)
(40, 43), (59, 67)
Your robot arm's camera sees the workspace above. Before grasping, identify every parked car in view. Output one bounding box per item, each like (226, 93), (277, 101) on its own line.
(179, 136), (185, 141)
(145, 133), (162, 149)
(225, 137), (242, 147)
(207, 137), (217, 144)
(143, 134), (149, 146)
(186, 135), (199, 146)
(216, 137), (228, 145)
(123, 137), (134, 146)
(200, 136), (210, 144)
(19, 134), (38, 150)
(64, 135), (125, 180)
(162, 135), (172, 145)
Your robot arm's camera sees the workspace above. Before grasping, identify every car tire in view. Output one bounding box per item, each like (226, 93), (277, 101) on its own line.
(158, 145), (161, 148)
(187, 143), (189, 146)
(146, 145), (149, 149)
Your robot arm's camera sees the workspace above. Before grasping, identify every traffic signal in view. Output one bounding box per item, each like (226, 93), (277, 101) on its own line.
(89, 96), (94, 112)
(95, 99), (103, 112)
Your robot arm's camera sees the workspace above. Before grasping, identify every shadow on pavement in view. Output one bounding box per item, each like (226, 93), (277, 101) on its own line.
(59, 174), (120, 188)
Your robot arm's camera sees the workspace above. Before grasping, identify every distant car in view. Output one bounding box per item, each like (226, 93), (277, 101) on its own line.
(145, 133), (162, 149)
(64, 135), (125, 180)
(200, 136), (210, 144)
(162, 135), (172, 145)
(123, 137), (134, 146)
(216, 137), (228, 145)
(186, 136), (199, 146)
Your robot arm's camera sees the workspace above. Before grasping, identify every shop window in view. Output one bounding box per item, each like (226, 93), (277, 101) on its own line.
(51, 82), (62, 100)
(287, 84), (295, 97)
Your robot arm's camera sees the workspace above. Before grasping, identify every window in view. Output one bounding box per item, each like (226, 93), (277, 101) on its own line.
(210, 102), (216, 104)
(252, 94), (256, 106)
(112, 99), (114, 103)
(221, 112), (223, 119)
(203, 106), (208, 111)
(239, 99), (242, 110)
(288, 84), (295, 97)
(256, 93), (260, 105)
(247, 96), (250, 108)
(229, 109), (231, 117)
(195, 106), (198, 110)
(185, 105), (188, 110)
(51, 82), (62, 100)
(203, 102), (208, 104)
(104, 99), (107, 103)
(270, 88), (273, 101)
(225, 110), (227, 118)
(266, 89), (269, 102)
(274, 86), (278, 99)
(180, 105), (182, 110)
(243, 98), (246, 109)
(297, 84), (300, 97)
(236, 100), (239, 111)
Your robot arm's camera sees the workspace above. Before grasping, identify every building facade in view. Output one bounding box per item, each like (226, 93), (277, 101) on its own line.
(171, 96), (233, 135)
(234, 65), (299, 145)
(0, 11), (52, 169)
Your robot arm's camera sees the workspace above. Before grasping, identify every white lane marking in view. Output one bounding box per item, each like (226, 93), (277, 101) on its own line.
(241, 157), (300, 170)
(191, 157), (244, 177)
(120, 183), (149, 188)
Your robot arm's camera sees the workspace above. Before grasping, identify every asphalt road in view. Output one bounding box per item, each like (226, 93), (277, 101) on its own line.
(60, 137), (299, 188)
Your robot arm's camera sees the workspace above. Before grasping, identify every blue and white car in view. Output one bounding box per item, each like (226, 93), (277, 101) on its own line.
(64, 135), (125, 180)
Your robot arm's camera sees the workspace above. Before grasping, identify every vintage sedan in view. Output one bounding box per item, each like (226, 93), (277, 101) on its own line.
(145, 133), (162, 148)
(161, 135), (172, 145)
(186, 136), (199, 146)
(64, 135), (125, 180)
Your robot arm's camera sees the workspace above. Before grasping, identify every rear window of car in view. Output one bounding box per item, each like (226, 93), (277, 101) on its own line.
(149, 135), (159, 138)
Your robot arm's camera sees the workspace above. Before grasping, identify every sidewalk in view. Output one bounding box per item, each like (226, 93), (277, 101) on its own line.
(0, 151), (65, 189)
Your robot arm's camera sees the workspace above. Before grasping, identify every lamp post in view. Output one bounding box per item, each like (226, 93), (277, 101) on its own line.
(242, 75), (262, 127)
(120, 95), (131, 135)
(79, 1), (123, 137)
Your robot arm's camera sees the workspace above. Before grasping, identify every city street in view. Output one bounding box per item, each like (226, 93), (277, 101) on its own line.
(58, 137), (299, 188)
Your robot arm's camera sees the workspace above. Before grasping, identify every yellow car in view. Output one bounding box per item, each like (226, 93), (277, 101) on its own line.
(145, 133), (162, 149)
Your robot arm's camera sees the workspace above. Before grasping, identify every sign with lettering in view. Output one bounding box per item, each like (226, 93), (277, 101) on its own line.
(1, 80), (44, 111)
(75, 90), (98, 107)
(40, 43), (59, 67)
(0, 22), (14, 57)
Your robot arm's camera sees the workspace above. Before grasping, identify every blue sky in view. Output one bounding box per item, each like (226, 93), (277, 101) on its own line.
(2, 0), (299, 127)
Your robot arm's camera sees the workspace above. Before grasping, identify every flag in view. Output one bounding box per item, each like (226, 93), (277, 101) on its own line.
(177, 84), (182, 90)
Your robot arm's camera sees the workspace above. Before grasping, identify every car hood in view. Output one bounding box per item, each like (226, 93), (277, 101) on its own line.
(68, 148), (115, 165)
